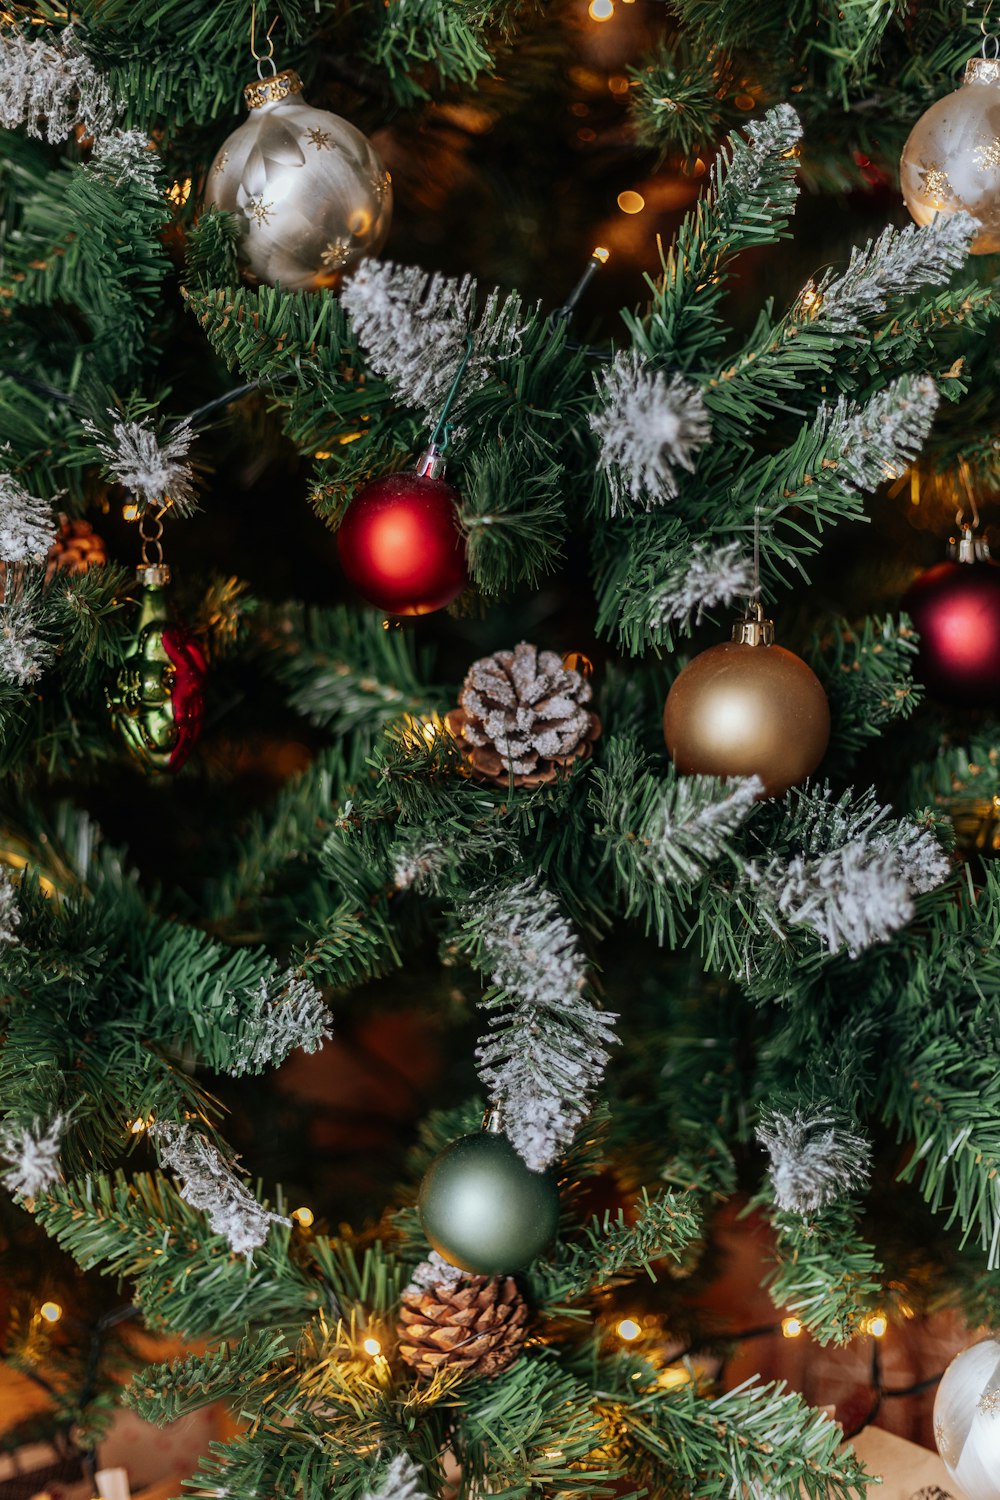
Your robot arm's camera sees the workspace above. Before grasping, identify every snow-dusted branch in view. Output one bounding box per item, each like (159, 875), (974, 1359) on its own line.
(815, 214), (976, 333)
(748, 787), (950, 956)
(362, 1455), (430, 1500)
(0, 23), (114, 144)
(225, 970), (332, 1077)
(823, 376), (940, 492)
(757, 1104), (871, 1216)
(646, 540), (756, 632)
(342, 260), (525, 424)
(0, 471), (55, 564)
(83, 414), (197, 516)
(0, 1115), (63, 1199)
(153, 1122), (289, 1256)
(590, 351), (711, 512)
(459, 875), (616, 1171)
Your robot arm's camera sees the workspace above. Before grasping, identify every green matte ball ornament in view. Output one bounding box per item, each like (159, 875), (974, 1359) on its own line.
(418, 1128), (560, 1276)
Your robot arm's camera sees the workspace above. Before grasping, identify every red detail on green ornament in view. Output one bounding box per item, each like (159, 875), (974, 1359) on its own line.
(162, 626), (208, 769)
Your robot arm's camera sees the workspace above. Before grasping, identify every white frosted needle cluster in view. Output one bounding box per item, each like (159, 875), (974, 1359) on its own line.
(0, 23), (115, 144)
(153, 1121), (290, 1256)
(590, 350), (711, 512)
(0, 1114), (63, 1199)
(90, 129), (161, 190)
(825, 376), (939, 493)
(226, 970), (332, 1077)
(750, 788), (950, 956)
(757, 1105), (871, 1216)
(361, 1454), (430, 1500)
(84, 413), (198, 515)
(816, 213), (976, 332)
(0, 581), (54, 687)
(0, 471), (55, 564)
(342, 259), (525, 423)
(641, 774), (763, 885)
(647, 540), (756, 632)
(464, 875), (616, 1171)
(0, 871), (20, 947)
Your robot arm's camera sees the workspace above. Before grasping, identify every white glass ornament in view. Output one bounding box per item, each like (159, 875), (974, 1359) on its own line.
(933, 1336), (1000, 1500)
(900, 55), (1000, 253)
(205, 68), (391, 291)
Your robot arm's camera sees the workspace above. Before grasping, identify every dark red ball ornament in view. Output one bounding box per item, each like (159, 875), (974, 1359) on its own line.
(903, 529), (1000, 705)
(337, 448), (467, 616)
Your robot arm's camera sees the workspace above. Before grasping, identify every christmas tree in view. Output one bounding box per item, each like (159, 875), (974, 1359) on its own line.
(3, 1), (1000, 1496)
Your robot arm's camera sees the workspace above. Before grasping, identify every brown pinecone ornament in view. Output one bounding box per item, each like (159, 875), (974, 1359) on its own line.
(445, 642), (601, 788)
(397, 1268), (529, 1379)
(45, 518), (108, 581)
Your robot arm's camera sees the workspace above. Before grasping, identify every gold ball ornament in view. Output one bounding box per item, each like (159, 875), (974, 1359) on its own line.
(205, 69), (392, 290)
(900, 55), (1000, 253)
(663, 606), (830, 799)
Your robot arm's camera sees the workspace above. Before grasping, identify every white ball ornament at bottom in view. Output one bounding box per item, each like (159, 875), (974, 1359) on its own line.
(934, 1336), (1000, 1500)
(205, 68), (392, 291)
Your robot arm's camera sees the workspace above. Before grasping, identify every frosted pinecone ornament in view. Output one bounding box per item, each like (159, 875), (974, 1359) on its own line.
(446, 642), (601, 788)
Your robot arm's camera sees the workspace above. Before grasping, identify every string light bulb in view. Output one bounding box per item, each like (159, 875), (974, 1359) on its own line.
(362, 1336), (382, 1357)
(617, 190), (645, 214)
(292, 1206), (314, 1227)
(588, 0), (614, 20)
(39, 1301), (62, 1323)
(781, 1316), (803, 1339)
(616, 1318), (641, 1341)
(861, 1311), (888, 1338)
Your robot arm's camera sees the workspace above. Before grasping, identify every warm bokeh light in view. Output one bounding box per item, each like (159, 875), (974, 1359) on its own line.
(861, 1311), (888, 1338)
(657, 1366), (692, 1389)
(166, 178), (192, 206)
(128, 1116), (151, 1134)
(122, 502), (139, 522)
(781, 1316), (802, 1339)
(617, 190), (645, 214)
(588, 0), (614, 20)
(592, 246), (610, 264)
(363, 1336), (382, 1357)
(40, 1301), (62, 1323)
(616, 1318), (641, 1341)
(292, 1206), (315, 1227)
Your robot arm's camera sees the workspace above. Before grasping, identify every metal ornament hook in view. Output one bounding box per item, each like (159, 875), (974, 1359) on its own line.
(250, 3), (279, 78)
(981, 0), (1000, 58)
(956, 458), (982, 533)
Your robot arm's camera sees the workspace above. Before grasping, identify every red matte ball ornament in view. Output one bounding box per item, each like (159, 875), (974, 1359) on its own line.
(338, 449), (467, 616)
(903, 529), (1000, 705)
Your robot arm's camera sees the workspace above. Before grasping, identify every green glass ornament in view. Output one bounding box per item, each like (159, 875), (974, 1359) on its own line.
(418, 1127), (560, 1276)
(107, 564), (207, 773)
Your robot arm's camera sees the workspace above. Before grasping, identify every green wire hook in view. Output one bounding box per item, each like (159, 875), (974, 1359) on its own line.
(427, 334), (475, 456)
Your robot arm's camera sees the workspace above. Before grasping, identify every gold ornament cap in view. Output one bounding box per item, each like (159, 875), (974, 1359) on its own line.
(137, 563), (171, 587)
(243, 68), (304, 110)
(732, 600), (776, 647)
(965, 57), (1000, 86)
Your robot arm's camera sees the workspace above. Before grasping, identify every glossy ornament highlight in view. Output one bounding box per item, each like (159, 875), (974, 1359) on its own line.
(900, 56), (1000, 253)
(205, 68), (391, 290)
(338, 450), (467, 615)
(903, 529), (1000, 705)
(663, 604), (830, 799)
